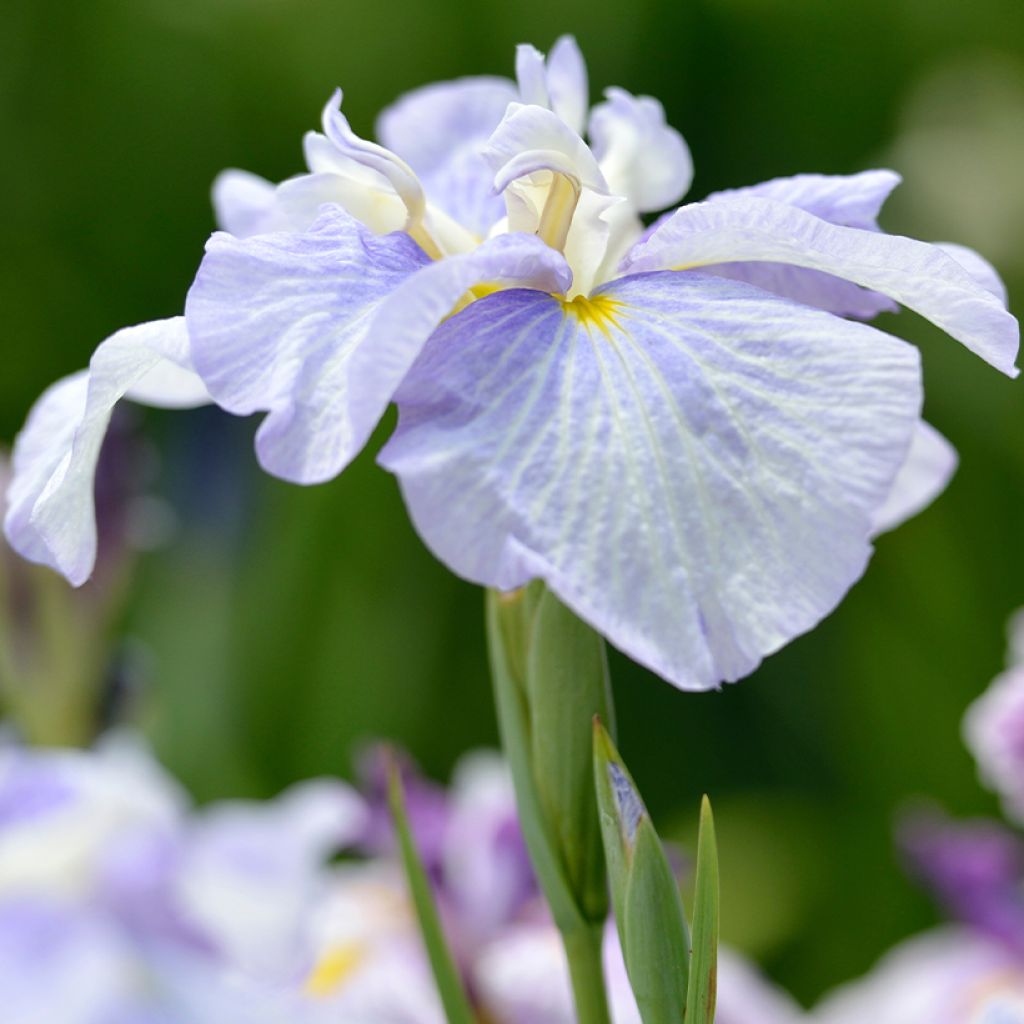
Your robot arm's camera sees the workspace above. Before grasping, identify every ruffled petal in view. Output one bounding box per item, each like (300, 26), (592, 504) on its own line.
(381, 271), (923, 690)
(589, 87), (693, 212)
(871, 420), (957, 534)
(186, 204), (570, 485)
(4, 318), (208, 586)
(624, 195), (1020, 375)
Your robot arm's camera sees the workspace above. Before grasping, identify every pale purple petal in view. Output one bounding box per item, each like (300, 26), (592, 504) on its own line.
(963, 661), (1024, 825)
(935, 242), (1009, 304)
(625, 196), (1020, 375)
(381, 271), (922, 690)
(0, 899), (140, 1024)
(377, 77), (516, 176)
(185, 207), (429, 484)
(871, 420), (957, 534)
(708, 170), (902, 226)
(589, 87), (693, 212)
(187, 205), (568, 484)
(3, 318), (209, 586)
(376, 76), (516, 236)
(699, 171), (901, 318)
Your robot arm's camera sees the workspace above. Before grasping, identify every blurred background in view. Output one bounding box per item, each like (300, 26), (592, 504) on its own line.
(2, 0), (1023, 1007)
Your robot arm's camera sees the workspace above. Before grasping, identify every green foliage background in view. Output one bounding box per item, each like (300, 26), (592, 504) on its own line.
(3, 0), (1023, 1005)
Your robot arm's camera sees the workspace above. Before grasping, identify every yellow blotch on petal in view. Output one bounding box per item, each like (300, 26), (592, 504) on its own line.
(305, 942), (365, 997)
(559, 293), (627, 339)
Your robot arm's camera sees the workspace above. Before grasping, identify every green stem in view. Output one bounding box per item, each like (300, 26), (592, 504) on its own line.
(563, 924), (614, 1024)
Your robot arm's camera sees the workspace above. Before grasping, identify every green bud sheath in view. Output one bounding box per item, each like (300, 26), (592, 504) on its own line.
(526, 586), (615, 923)
(594, 721), (694, 1024)
(487, 587), (614, 1024)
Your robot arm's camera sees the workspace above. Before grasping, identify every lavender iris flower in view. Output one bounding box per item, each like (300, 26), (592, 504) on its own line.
(5, 37), (1018, 689)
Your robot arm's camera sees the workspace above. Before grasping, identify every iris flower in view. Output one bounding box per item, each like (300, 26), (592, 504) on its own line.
(5, 37), (1018, 689)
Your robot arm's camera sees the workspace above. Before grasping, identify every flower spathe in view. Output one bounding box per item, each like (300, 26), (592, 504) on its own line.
(5, 37), (1018, 689)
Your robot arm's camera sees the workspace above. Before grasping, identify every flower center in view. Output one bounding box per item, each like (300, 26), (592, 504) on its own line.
(560, 293), (626, 337)
(305, 941), (365, 996)
(964, 970), (1024, 1023)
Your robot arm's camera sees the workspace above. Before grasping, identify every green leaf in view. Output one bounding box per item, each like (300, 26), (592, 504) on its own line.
(388, 762), (476, 1024)
(526, 586), (614, 922)
(686, 796), (719, 1024)
(593, 720), (691, 1024)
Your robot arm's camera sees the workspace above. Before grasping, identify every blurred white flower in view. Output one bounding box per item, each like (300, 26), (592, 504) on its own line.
(812, 927), (1024, 1024)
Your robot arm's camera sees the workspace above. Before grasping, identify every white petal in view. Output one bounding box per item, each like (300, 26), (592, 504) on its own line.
(545, 36), (589, 136)
(589, 87), (693, 212)
(871, 420), (957, 534)
(484, 102), (606, 196)
(381, 271), (922, 690)
(212, 170), (290, 238)
(4, 318), (207, 586)
(624, 195), (1020, 376)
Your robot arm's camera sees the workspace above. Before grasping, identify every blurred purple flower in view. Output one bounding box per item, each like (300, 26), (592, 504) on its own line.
(5, 37), (1017, 690)
(901, 810), (1024, 955)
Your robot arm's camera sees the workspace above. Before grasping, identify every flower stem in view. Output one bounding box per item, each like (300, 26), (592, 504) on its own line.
(563, 923), (614, 1024)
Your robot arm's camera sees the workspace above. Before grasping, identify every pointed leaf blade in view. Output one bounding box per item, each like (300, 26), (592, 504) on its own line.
(389, 763), (475, 1024)
(686, 795), (719, 1024)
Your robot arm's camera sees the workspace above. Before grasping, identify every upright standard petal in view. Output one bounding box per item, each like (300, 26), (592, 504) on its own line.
(871, 420), (957, 534)
(589, 87), (693, 213)
(381, 271), (922, 690)
(515, 36), (589, 136)
(4, 318), (209, 586)
(186, 204), (570, 485)
(624, 195), (1020, 375)
(376, 76), (517, 237)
